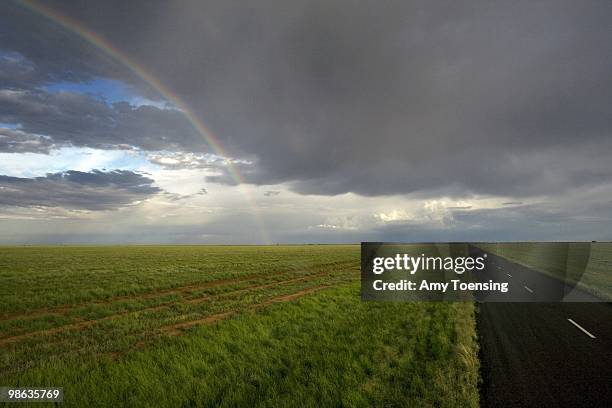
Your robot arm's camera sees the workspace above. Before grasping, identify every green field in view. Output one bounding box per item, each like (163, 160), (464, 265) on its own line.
(477, 243), (612, 301)
(0, 245), (479, 407)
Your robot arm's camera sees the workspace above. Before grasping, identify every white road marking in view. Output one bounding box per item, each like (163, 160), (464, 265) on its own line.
(507, 273), (513, 278)
(524, 285), (533, 293)
(567, 318), (596, 339)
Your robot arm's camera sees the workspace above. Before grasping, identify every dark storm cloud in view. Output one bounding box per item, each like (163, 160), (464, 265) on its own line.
(0, 170), (161, 210)
(0, 2), (205, 153)
(0, 2), (155, 92)
(0, 127), (54, 153)
(0, 51), (42, 90)
(0, 88), (207, 152)
(2, 0), (612, 198)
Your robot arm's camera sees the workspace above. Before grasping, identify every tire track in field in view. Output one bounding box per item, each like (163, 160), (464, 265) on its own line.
(0, 272), (335, 345)
(0, 272), (280, 327)
(0, 281), (347, 376)
(151, 284), (332, 335)
(0, 274), (266, 322)
(0, 269), (356, 346)
(0, 260), (358, 322)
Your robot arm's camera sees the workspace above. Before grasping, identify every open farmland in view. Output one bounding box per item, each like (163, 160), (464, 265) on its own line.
(0, 245), (479, 407)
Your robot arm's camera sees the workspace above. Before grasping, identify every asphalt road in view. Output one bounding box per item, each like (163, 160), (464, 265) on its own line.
(470, 247), (612, 407)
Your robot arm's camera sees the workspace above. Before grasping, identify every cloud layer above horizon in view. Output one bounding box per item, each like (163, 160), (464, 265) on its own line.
(0, 0), (611, 243)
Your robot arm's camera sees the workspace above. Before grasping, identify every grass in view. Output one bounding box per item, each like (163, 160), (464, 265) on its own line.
(0, 245), (479, 407)
(0, 245), (357, 313)
(476, 243), (612, 301)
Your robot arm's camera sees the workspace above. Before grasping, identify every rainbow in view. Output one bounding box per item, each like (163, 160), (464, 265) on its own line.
(18, 0), (271, 244)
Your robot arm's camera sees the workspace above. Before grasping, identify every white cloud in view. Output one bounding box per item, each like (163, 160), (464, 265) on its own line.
(375, 209), (414, 223)
(0, 147), (150, 178)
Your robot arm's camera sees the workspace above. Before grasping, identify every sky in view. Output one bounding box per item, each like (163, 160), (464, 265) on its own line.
(0, 0), (611, 244)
